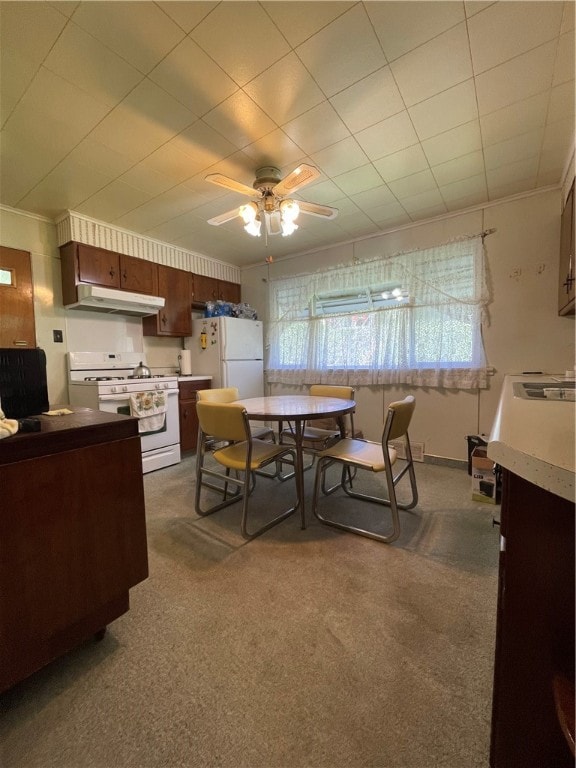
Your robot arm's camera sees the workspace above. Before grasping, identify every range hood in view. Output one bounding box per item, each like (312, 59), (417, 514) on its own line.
(66, 284), (165, 316)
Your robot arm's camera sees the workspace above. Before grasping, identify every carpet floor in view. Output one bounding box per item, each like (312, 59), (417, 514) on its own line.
(1, 456), (499, 768)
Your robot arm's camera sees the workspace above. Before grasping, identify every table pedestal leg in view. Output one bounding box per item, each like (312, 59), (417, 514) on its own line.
(294, 419), (306, 530)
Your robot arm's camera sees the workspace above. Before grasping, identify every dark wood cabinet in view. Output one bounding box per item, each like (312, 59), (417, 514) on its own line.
(178, 378), (211, 452)
(60, 242), (158, 305)
(490, 469), (575, 767)
(0, 408), (148, 693)
(143, 264), (192, 337)
(558, 180), (575, 316)
(193, 274), (241, 304)
(0, 245), (37, 348)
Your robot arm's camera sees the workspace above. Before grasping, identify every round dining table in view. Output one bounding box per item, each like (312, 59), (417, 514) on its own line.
(233, 395), (356, 529)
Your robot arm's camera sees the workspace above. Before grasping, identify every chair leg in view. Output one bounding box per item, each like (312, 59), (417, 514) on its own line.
(312, 456), (418, 544)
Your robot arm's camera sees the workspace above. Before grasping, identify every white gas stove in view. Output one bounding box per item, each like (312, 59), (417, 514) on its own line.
(68, 352), (180, 473)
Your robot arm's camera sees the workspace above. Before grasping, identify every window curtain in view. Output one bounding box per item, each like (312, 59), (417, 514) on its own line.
(266, 236), (490, 390)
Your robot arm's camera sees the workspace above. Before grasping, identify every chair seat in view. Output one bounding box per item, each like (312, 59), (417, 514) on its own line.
(250, 425), (275, 441)
(318, 438), (398, 471)
(215, 439), (290, 471)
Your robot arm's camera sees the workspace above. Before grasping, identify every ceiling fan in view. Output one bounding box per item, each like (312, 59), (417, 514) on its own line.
(205, 164), (338, 237)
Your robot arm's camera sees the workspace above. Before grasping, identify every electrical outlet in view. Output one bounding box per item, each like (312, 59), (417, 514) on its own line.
(53, 330), (63, 343)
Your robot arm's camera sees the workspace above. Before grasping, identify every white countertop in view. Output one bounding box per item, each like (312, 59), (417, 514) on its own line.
(177, 375), (213, 382)
(488, 374), (575, 502)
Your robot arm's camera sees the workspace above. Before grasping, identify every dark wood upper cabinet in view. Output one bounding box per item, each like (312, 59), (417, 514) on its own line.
(60, 242), (158, 304)
(0, 245), (37, 348)
(193, 274), (241, 304)
(143, 264), (192, 337)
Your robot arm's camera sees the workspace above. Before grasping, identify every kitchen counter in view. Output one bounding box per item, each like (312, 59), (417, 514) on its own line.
(0, 406), (148, 692)
(178, 375), (213, 382)
(488, 374), (575, 502)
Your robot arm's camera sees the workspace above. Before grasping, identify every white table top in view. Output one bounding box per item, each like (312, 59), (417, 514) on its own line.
(488, 374), (575, 502)
(233, 395), (355, 420)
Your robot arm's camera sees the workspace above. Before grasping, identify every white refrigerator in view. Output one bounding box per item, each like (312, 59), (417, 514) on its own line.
(184, 317), (264, 398)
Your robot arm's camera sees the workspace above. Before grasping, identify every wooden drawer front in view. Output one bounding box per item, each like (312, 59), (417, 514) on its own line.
(179, 380), (211, 400)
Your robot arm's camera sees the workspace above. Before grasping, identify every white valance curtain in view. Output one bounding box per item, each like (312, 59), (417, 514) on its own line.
(266, 236), (490, 390)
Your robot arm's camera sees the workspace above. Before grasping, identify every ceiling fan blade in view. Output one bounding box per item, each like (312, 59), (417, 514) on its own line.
(297, 200), (339, 220)
(205, 173), (256, 197)
(265, 210), (282, 235)
(207, 207), (240, 226)
(272, 164), (321, 197)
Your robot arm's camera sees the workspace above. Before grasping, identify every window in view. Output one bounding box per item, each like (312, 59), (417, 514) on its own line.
(267, 236), (489, 389)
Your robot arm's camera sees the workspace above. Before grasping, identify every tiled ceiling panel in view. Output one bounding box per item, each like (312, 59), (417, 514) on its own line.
(0, 0), (573, 267)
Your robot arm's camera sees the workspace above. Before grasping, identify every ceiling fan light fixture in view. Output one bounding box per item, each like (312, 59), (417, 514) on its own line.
(239, 201), (258, 224)
(280, 199), (299, 223)
(281, 219), (298, 237)
(244, 216), (261, 237)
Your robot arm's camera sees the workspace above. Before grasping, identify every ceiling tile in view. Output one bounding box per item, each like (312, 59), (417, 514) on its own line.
(553, 31), (576, 86)
(89, 79), (196, 162)
(439, 173), (488, 203)
(374, 145), (429, 183)
(333, 164), (384, 196)
(148, 37), (238, 117)
(76, 179), (153, 222)
(432, 150), (485, 186)
(475, 41), (558, 115)
(262, 1), (354, 48)
(366, 1), (464, 61)
(401, 188), (446, 214)
(548, 81), (576, 124)
(296, 5), (387, 97)
(366, 201), (411, 227)
(126, 144), (198, 187)
(387, 169), (438, 200)
(17, 160), (113, 218)
(202, 90), (277, 150)
(42, 22), (142, 107)
(190, 2), (290, 86)
(350, 185), (397, 212)
(72, 2), (186, 74)
(487, 177), (535, 200)
(329, 66), (405, 134)
(541, 117), (574, 164)
(0, 128), (70, 205)
(156, 2), (218, 33)
(561, 1), (575, 33)
(0, 2), (67, 63)
(355, 111), (419, 161)
(283, 102), (350, 155)
(170, 119), (238, 167)
(243, 52), (325, 125)
(468, 1), (564, 75)
(243, 129), (307, 170)
(486, 156), (540, 189)
(116, 162), (174, 197)
(311, 137), (369, 177)
(464, 2), (496, 19)
(484, 129), (544, 172)
(298, 179), (346, 205)
(67, 137), (135, 178)
(1, 48), (42, 124)
(421, 121), (482, 167)
(409, 79), (478, 141)
(390, 23), (472, 107)
(480, 92), (549, 146)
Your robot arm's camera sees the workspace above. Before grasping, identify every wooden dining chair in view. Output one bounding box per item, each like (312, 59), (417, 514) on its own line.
(195, 401), (297, 539)
(311, 395), (418, 543)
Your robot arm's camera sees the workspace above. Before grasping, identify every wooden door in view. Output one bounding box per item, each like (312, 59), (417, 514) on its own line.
(0, 245), (37, 348)
(193, 274), (219, 303)
(218, 280), (241, 303)
(120, 254), (158, 296)
(76, 244), (120, 288)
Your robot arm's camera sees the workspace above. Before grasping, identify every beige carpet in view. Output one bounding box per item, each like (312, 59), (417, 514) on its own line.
(1, 457), (499, 768)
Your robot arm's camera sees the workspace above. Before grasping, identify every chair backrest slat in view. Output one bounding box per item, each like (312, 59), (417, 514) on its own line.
(310, 384), (353, 401)
(384, 396), (415, 441)
(197, 387), (239, 403)
(197, 401), (248, 442)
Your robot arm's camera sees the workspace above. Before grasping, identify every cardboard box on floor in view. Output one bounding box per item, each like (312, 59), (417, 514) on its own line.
(472, 447), (499, 504)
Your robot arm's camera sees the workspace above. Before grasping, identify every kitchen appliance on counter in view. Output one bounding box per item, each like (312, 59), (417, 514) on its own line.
(184, 317), (264, 398)
(0, 347), (49, 419)
(67, 351), (180, 473)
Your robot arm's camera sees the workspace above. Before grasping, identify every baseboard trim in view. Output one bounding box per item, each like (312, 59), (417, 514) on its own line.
(424, 454), (468, 470)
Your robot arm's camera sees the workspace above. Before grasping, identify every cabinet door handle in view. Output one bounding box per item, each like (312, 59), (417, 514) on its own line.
(13, 340), (28, 346)
(109, 268), (115, 278)
(122, 271), (127, 281)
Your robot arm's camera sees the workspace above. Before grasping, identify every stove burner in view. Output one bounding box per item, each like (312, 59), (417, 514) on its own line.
(127, 375), (166, 379)
(84, 376), (124, 381)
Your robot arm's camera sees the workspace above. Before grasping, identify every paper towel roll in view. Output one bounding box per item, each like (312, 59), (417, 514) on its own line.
(178, 350), (192, 376)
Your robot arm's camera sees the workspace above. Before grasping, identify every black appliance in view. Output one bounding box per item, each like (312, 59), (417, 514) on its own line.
(0, 348), (49, 419)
